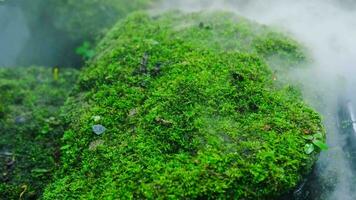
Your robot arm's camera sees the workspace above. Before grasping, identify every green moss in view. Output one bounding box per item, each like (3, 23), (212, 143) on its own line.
(0, 67), (78, 199)
(44, 12), (324, 199)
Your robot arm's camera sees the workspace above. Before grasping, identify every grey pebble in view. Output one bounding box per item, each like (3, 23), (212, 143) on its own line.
(92, 124), (106, 135)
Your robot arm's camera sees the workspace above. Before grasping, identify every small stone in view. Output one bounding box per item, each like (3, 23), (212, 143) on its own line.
(92, 124), (106, 135)
(15, 116), (26, 124)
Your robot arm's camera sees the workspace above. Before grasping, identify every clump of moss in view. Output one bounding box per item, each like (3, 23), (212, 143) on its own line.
(44, 12), (324, 199)
(0, 67), (78, 199)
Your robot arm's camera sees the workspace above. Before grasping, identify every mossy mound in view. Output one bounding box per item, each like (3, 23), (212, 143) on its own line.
(44, 12), (324, 199)
(0, 67), (78, 199)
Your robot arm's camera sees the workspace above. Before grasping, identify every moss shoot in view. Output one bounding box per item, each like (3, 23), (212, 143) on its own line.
(0, 67), (78, 199)
(42, 11), (324, 199)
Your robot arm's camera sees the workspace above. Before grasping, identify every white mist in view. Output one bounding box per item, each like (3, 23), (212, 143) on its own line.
(0, 5), (29, 66)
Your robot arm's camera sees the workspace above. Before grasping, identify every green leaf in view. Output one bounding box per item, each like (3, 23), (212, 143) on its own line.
(302, 135), (314, 140)
(304, 144), (314, 154)
(313, 132), (323, 140)
(312, 140), (328, 150)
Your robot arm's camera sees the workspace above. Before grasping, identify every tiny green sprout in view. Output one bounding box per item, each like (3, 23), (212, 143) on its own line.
(76, 41), (96, 60)
(303, 132), (328, 154)
(312, 140), (328, 151)
(304, 144), (315, 155)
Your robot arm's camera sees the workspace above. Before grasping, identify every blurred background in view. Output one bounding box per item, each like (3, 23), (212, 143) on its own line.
(0, 0), (156, 67)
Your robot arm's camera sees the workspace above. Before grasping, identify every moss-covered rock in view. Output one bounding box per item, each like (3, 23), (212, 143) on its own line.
(44, 12), (324, 199)
(0, 67), (78, 199)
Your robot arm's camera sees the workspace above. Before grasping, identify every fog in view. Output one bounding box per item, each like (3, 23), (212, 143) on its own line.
(0, 1), (87, 67)
(156, 0), (356, 199)
(0, 0), (155, 67)
(0, 5), (29, 66)
(233, 2), (356, 199)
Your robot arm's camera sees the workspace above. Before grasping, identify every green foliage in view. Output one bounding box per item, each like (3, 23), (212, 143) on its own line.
(76, 41), (96, 60)
(312, 140), (328, 151)
(0, 67), (78, 199)
(303, 132), (328, 154)
(43, 12), (324, 199)
(304, 144), (315, 155)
